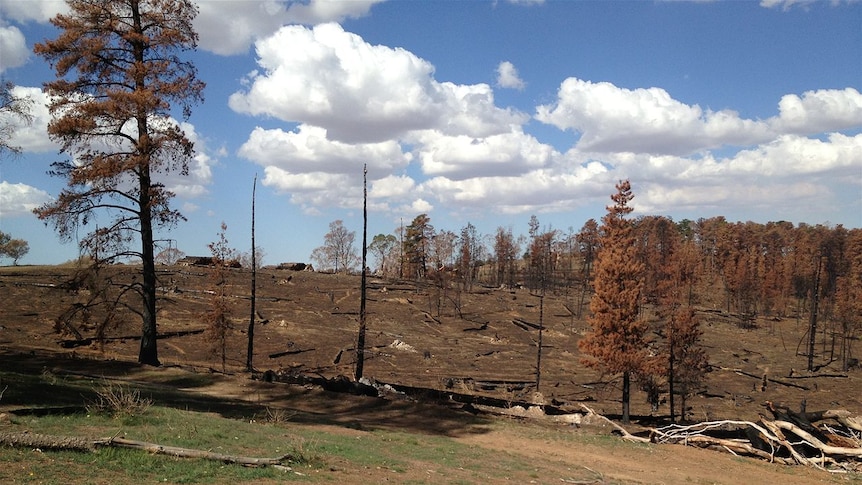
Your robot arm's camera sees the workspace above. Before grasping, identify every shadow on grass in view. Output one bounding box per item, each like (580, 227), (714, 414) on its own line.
(0, 348), (493, 438)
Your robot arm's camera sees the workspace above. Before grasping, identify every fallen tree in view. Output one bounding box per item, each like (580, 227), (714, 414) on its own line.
(649, 402), (862, 473)
(0, 431), (296, 468)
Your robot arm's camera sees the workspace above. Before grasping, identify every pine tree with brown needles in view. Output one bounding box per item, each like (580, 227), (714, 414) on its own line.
(33, 0), (204, 365)
(579, 180), (650, 424)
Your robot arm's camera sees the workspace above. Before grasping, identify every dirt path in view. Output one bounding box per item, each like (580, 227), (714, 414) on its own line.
(184, 368), (844, 484)
(459, 426), (834, 484)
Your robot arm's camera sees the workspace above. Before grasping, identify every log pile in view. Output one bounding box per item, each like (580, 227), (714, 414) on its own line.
(651, 402), (862, 473)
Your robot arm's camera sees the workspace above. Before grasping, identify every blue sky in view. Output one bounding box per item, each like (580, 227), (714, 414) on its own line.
(1, 0), (860, 266)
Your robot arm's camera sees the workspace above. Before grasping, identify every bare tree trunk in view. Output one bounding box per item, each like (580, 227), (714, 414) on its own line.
(535, 293), (544, 393)
(246, 174), (257, 372)
(355, 164), (368, 381)
(668, 319), (676, 423)
(622, 371), (631, 424)
(807, 256), (822, 371)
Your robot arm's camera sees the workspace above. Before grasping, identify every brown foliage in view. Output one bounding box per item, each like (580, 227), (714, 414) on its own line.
(579, 180), (651, 423)
(33, 0), (204, 366)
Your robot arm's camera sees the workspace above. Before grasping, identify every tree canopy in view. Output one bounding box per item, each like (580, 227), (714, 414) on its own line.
(311, 220), (357, 273)
(0, 231), (30, 265)
(578, 180), (651, 423)
(34, 0), (204, 365)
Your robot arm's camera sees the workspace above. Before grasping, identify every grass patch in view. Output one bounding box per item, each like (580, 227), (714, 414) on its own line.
(1, 405), (317, 483)
(0, 401), (551, 484)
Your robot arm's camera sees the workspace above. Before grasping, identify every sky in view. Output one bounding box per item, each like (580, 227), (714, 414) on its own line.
(1, 0), (860, 267)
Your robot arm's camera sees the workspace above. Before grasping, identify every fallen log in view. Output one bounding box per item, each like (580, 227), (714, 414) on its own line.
(512, 318), (544, 331)
(785, 373), (848, 379)
(0, 431), (94, 451)
(578, 404), (649, 443)
(720, 367), (810, 390)
(268, 348), (315, 359)
(765, 404), (862, 433)
(0, 431), (295, 467)
(651, 408), (862, 471)
(681, 435), (796, 465)
(58, 328), (206, 348)
(104, 437), (295, 466)
(770, 420), (862, 458)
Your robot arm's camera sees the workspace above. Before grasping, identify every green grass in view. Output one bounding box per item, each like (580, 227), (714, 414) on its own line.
(2, 405), (312, 483)
(0, 368), (555, 484)
(0, 400), (570, 484)
(2, 406), (534, 484)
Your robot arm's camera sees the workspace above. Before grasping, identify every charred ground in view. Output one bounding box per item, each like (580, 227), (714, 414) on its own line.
(1, 263), (858, 423)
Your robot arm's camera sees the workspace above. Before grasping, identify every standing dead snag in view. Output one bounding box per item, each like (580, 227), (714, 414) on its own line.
(247, 174), (258, 372)
(356, 164), (368, 381)
(33, 0), (205, 366)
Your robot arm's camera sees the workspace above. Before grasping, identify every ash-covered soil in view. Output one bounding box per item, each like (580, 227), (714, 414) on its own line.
(1, 264), (859, 422)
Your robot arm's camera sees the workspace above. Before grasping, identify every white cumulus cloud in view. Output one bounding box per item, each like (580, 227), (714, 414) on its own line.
(370, 174), (416, 199)
(2, 86), (57, 153)
(770, 88), (862, 134)
(0, 25), (28, 73)
(230, 23), (526, 144)
(537, 78), (862, 156)
(0, 0), (67, 23)
(0, 181), (52, 217)
(413, 129), (556, 180)
(496, 61), (526, 90)
(156, 121), (217, 199)
(195, 0), (383, 56)
(536, 77), (775, 155)
(238, 124), (411, 175)
(225, 18), (859, 225)
(759, 0), (859, 10)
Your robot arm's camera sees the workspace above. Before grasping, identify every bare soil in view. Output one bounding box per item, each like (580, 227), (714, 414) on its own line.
(0, 264), (859, 484)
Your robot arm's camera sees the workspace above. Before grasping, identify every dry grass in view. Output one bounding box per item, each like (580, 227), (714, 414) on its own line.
(86, 380), (152, 418)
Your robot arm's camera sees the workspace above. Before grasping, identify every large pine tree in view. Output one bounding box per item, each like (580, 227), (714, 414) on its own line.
(579, 180), (650, 423)
(34, 0), (204, 365)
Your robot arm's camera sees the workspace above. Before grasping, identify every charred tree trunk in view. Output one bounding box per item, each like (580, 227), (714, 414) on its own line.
(807, 256), (822, 372)
(622, 371), (631, 424)
(137, 148), (159, 366)
(355, 164), (368, 381)
(669, 319), (676, 423)
(535, 293), (544, 393)
(246, 174), (257, 372)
